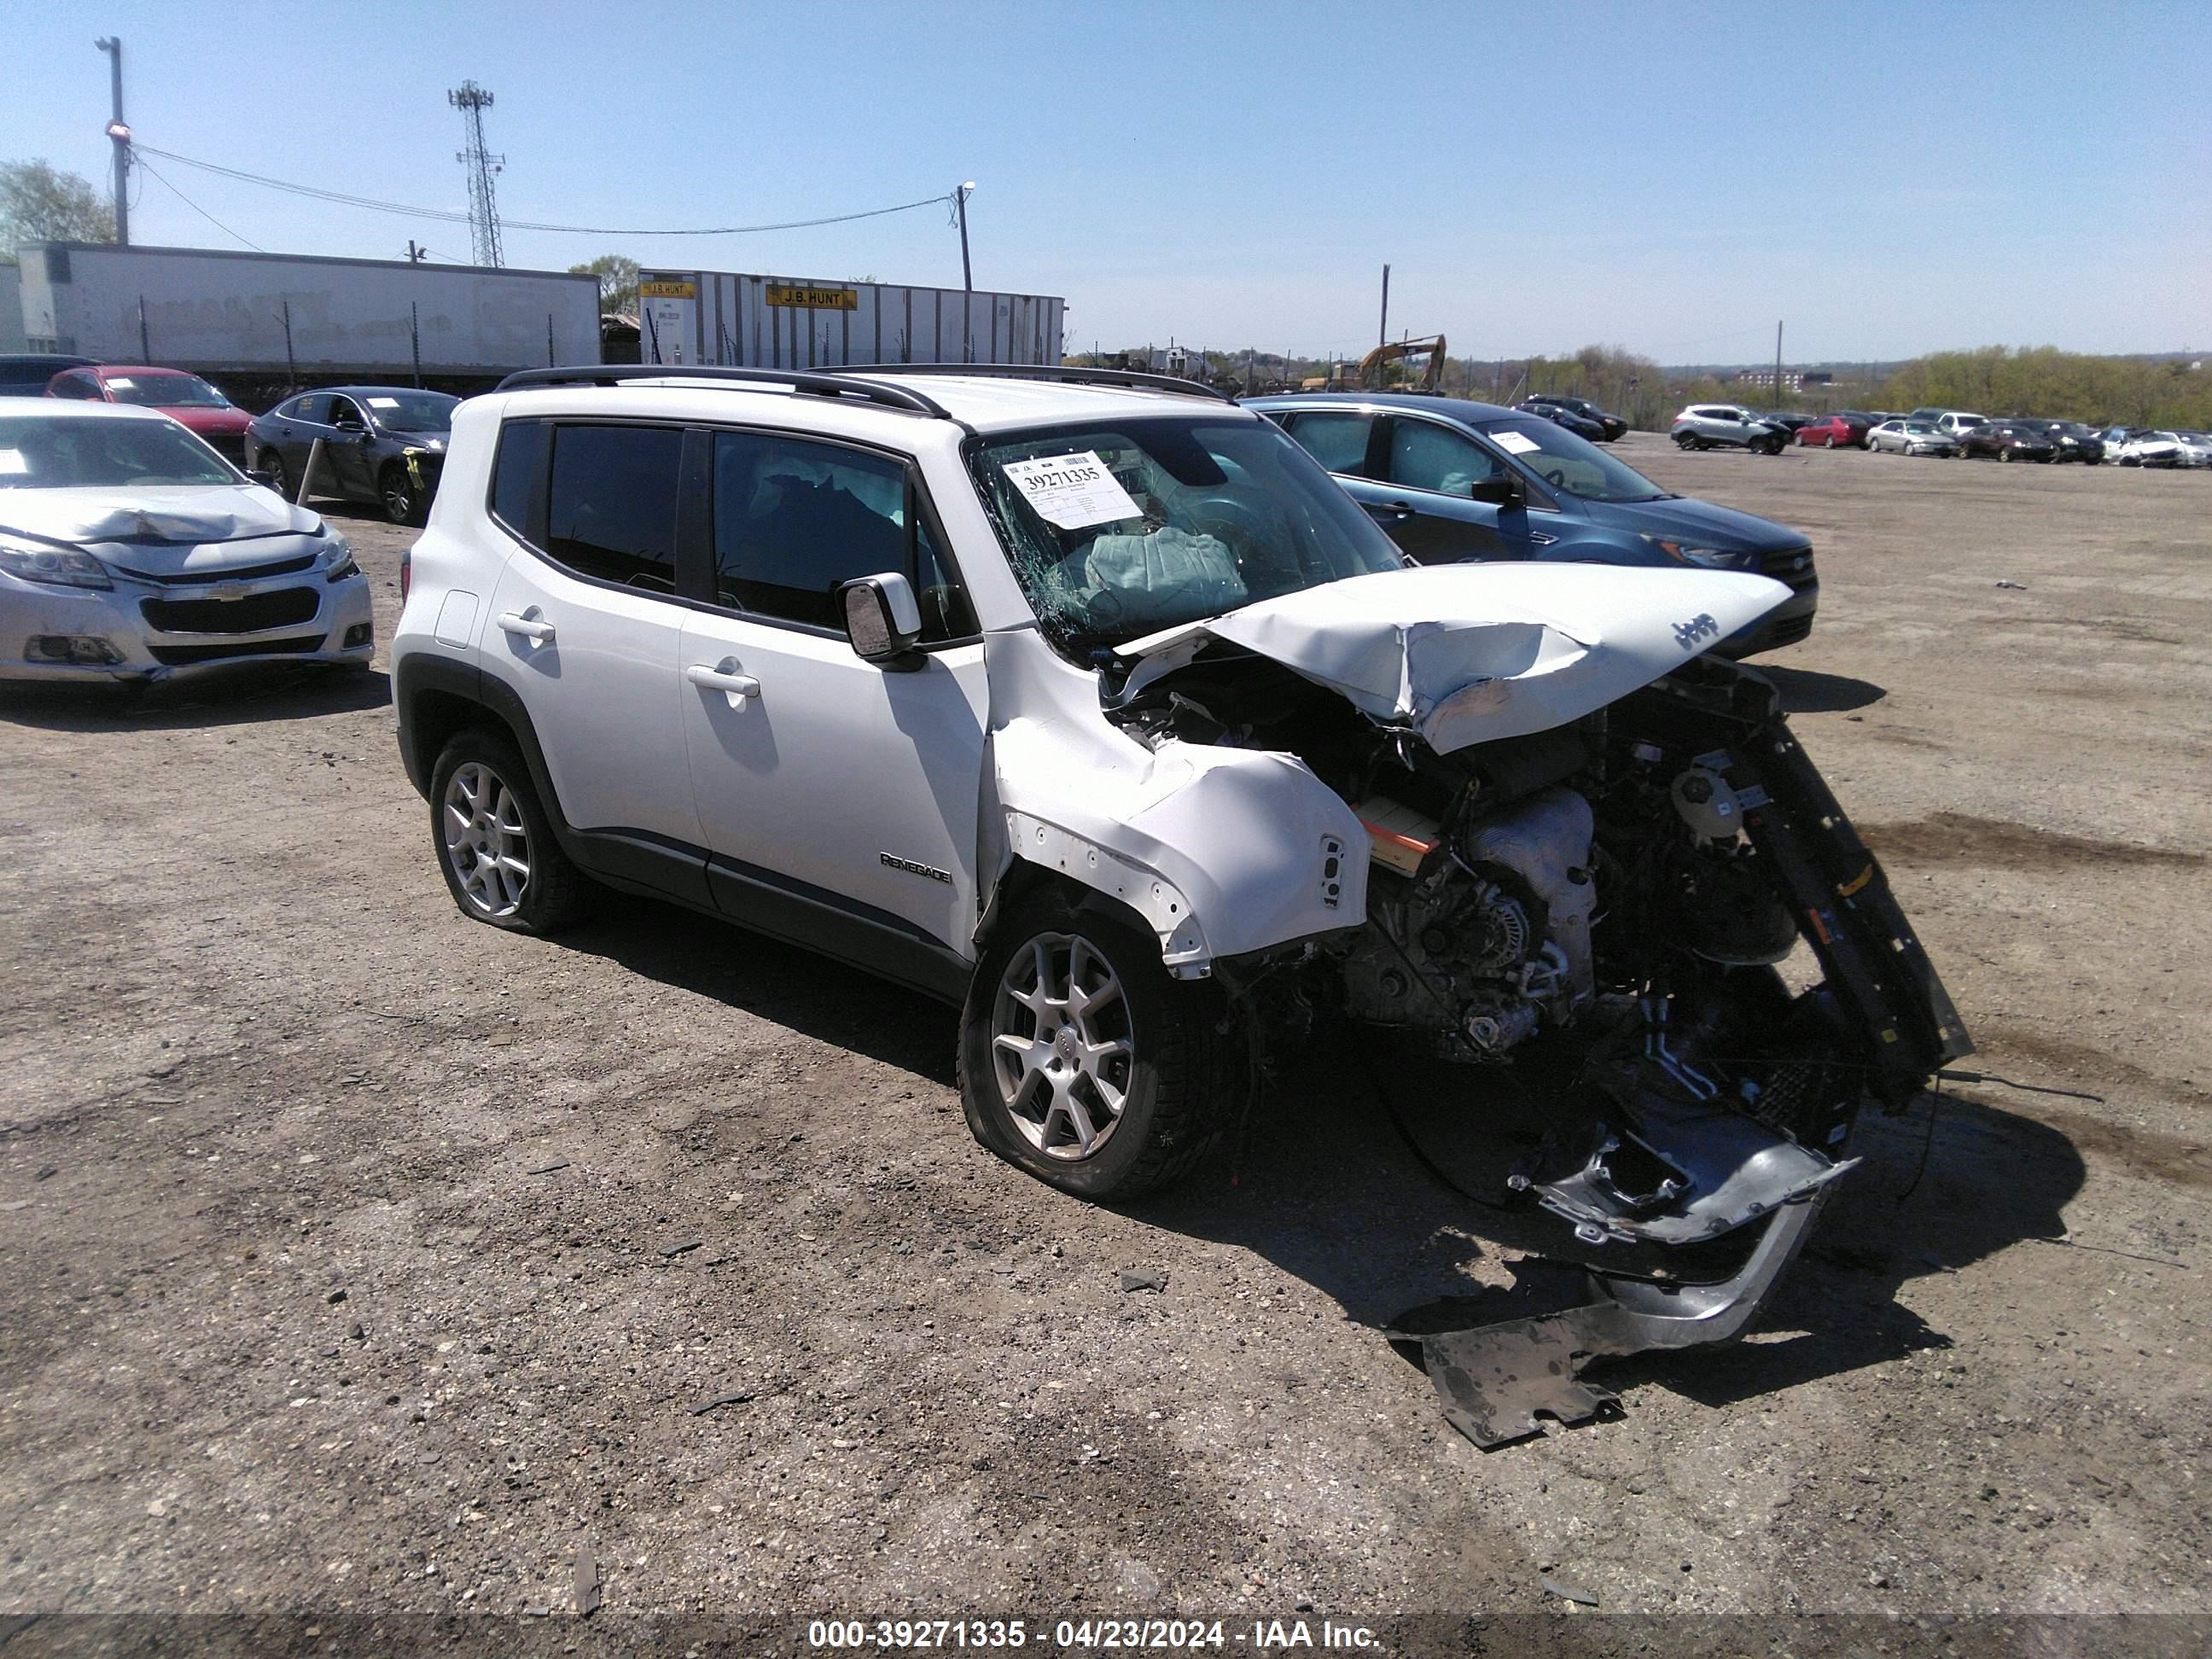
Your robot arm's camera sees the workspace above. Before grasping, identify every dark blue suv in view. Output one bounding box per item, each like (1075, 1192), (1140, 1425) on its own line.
(1245, 393), (1818, 656)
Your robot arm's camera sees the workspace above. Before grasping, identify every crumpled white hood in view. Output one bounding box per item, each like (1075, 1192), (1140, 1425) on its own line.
(0, 485), (320, 550)
(1119, 563), (1791, 753)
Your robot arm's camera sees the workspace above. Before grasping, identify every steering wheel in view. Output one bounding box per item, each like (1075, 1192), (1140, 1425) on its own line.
(1538, 463), (1569, 488)
(1183, 493), (1269, 570)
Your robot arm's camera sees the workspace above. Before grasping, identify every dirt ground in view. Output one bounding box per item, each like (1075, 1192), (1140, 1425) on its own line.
(3, 436), (2208, 1644)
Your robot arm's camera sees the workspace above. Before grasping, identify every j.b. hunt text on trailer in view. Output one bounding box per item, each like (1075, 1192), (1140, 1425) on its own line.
(637, 269), (1064, 370)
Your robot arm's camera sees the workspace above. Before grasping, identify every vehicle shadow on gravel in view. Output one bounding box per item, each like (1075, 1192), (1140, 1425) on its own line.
(559, 900), (958, 1084)
(1757, 664), (1888, 713)
(0, 664), (389, 731)
(1128, 1039), (2086, 1417)
(527, 894), (2090, 1426)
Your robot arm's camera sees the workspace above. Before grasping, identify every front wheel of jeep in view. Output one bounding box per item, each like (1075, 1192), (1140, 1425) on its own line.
(958, 890), (1234, 1201)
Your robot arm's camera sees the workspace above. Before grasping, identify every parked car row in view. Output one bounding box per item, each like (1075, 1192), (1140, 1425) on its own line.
(1663, 394), (2210, 470)
(0, 354), (458, 523)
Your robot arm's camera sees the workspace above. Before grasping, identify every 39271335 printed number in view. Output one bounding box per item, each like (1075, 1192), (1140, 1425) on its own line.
(806, 1619), (1029, 1648)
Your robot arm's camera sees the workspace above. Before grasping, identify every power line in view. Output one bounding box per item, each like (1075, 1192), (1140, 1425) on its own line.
(130, 143), (956, 240)
(133, 154), (265, 252)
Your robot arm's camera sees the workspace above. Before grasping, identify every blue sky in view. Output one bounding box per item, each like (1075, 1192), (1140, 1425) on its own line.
(6, 1), (2206, 363)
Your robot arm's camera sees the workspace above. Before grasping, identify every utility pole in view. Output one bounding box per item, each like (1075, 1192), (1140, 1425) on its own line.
(407, 240), (424, 264)
(955, 182), (976, 362)
(1775, 320), (1784, 405)
(448, 81), (504, 268)
(1378, 264), (1390, 350)
(95, 37), (130, 245)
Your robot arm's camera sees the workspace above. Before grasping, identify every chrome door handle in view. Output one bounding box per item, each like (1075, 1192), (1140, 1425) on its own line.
(497, 613), (556, 643)
(684, 662), (761, 705)
(1366, 500), (1415, 521)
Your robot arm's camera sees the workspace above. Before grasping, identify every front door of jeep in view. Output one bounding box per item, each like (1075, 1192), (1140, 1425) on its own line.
(678, 428), (988, 973)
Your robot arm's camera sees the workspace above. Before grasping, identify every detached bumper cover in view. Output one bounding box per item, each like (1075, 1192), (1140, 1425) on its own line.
(1390, 1193), (1831, 1447)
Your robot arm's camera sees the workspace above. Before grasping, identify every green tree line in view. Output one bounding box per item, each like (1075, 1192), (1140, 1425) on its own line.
(1185, 340), (2209, 432)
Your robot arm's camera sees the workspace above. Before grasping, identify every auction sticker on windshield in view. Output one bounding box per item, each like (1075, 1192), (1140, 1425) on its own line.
(1492, 430), (1540, 455)
(999, 451), (1143, 530)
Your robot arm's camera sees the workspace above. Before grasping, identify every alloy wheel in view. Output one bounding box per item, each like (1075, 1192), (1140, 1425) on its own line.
(441, 761), (532, 917)
(382, 478), (415, 523)
(989, 931), (1136, 1161)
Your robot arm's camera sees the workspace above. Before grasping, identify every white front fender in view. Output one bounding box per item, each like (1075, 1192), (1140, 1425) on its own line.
(981, 628), (1366, 973)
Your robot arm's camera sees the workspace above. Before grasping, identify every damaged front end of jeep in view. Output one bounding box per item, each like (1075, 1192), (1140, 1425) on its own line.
(1100, 565), (1972, 1445)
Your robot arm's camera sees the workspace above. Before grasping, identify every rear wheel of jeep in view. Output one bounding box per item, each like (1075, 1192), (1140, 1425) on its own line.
(958, 890), (1233, 1201)
(429, 730), (588, 934)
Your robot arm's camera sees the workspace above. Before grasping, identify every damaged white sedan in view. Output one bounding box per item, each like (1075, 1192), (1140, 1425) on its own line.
(393, 366), (1970, 1433)
(0, 400), (374, 684)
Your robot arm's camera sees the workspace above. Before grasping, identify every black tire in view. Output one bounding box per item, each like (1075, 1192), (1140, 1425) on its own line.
(428, 729), (590, 934)
(379, 463), (424, 527)
(1673, 432), (1697, 450)
(262, 451), (288, 501)
(958, 885), (1237, 1201)
(2000, 447), (2013, 463)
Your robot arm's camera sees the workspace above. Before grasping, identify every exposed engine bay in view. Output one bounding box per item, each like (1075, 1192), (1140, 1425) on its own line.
(1107, 643), (1972, 1442)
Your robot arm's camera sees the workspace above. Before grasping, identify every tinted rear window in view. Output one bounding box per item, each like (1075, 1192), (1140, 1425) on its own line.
(490, 419), (549, 538)
(544, 424), (683, 591)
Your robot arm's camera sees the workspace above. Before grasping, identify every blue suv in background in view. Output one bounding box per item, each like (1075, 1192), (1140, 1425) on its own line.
(1245, 393), (1818, 656)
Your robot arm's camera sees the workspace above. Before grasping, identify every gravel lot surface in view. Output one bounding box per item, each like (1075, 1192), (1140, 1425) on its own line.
(3, 436), (2208, 1641)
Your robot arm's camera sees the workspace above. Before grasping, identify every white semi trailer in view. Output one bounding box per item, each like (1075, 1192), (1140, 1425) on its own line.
(635, 269), (1063, 372)
(15, 242), (601, 379)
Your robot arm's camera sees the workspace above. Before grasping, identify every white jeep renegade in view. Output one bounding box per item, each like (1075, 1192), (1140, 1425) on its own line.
(393, 365), (1967, 1324)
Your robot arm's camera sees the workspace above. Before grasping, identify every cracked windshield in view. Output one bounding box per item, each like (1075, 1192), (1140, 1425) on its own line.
(975, 416), (1403, 652)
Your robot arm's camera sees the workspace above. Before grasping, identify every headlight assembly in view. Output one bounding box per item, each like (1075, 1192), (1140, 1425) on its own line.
(0, 535), (113, 590)
(1644, 536), (1744, 569)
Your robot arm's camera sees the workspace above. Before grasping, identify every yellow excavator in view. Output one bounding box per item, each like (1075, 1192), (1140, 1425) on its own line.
(1300, 334), (1447, 393)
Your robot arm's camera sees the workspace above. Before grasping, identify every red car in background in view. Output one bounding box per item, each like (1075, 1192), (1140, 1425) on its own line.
(44, 364), (253, 464)
(1796, 414), (1871, 450)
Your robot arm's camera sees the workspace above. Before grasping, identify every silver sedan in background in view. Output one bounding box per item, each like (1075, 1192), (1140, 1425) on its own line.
(1866, 419), (1959, 457)
(0, 400), (372, 685)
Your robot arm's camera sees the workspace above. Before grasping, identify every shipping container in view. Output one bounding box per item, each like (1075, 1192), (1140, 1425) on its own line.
(14, 242), (602, 379)
(636, 270), (1064, 371)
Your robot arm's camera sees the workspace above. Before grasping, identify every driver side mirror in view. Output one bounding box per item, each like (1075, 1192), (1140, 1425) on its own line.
(838, 572), (924, 668)
(245, 468), (277, 489)
(1467, 474), (1521, 509)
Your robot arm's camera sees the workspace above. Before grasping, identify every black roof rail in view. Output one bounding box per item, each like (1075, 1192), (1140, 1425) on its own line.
(832, 362), (1236, 404)
(492, 363), (952, 419)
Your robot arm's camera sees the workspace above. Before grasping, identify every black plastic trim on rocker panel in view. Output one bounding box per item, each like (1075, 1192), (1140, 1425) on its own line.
(705, 853), (971, 1005)
(565, 827), (713, 911)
